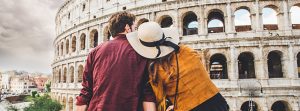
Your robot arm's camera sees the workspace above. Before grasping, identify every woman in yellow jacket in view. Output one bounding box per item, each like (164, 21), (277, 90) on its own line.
(127, 22), (229, 111)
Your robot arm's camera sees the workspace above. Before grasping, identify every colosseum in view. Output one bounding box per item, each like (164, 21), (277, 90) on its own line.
(51, 0), (300, 111)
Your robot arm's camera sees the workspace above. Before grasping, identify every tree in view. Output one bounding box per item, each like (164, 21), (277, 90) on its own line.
(24, 94), (62, 111)
(45, 82), (51, 92)
(31, 91), (37, 98)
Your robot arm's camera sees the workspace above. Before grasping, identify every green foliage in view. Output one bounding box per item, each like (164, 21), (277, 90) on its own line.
(24, 94), (62, 111)
(45, 83), (51, 92)
(31, 91), (37, 98)
(25, 95), (33, 102)
(7, 105), (19, 111)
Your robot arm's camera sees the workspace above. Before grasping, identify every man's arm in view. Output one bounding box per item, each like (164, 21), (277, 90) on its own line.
(143, 102), (156, 111)
(76, 51), (94, 109)
(142, 70), (156, 111)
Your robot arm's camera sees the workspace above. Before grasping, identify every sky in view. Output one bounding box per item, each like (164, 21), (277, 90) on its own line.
(0, 1), (299, 73)
(0, 0), (64, 73)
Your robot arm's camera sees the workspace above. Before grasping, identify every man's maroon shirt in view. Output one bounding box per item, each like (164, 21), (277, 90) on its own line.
(76, 34), (155, 111)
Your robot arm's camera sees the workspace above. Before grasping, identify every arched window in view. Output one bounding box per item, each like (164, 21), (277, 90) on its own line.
(208, 10), (225, 33)
(262, 6), (278, 30)
(209, 54), (228, 79)
(103, 26), (111, 41)
(90, 29), (98, 48)
(78, 65), (84, 82)
(297, 52), (300, 78)
(69, 97), (74, 111)
(268, 51), (283, 78)
(290, 5), (300, 29)
(182, 12), (198, 35)
(71, 36), (76, 52)
(80, 33), (86, 50)
(234, 8), (252, 32)
(238, 52), (256, 79)
(60, 42), (64, 56)
(241, 101), (258, 111)
(137, 18), (149, 28)
(66, 39), (69, 54)
(160, 16), (173, 28)
(69, 66), (74, 83)
(271, 101), (291, 111)
(63, 67), (67, 83)
(58, 70), (61, 83)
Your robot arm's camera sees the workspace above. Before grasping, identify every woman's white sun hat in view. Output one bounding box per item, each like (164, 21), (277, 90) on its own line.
(126, 22), (180, 59)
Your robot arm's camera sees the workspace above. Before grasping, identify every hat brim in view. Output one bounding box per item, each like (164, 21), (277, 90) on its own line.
(126, 27), (180, 59)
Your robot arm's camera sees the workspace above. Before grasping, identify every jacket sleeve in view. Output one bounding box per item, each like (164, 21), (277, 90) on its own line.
(142, 70), (156, 102)
(76, 51), (94, 105)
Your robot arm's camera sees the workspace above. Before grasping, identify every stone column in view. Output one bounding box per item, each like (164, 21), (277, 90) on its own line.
(255, 45), (266, 79)
(228, 46), (238, 80)
(76, 31), (80, 54)
(283, 0), (292, 35)
(199, 5), (206, 36)
(66, 95), (69, 111)
(86, 29), (90, 52)
(226, 2), (235, 34)
(281, 56), (289, 79)
(74, 63), (78, 87)
(255, 0), (263, 32)
(98, 24), (103, 44)
(288, 44), (296, 78)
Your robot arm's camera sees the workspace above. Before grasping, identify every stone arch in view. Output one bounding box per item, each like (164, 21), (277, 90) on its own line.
(69, 97), (74, 111)
(290, 4), (300, 29)
(182, 11), (198, 35)
(262, 5), (279, 30)
(238, 52), (256, 79)
(69, 66), (74, 83)
(71, 36), (76, 52)
(209, 53), (228, 79)
(157, 15), (173, 28)
(66, 39), (69, 54)
(267, 50), (283, 78)
(240, 101), (258, 111)
(234, 7), (252, 32)
(207, 9), (225, 33)
(90, 29), (98, 48)
(103, 25), (111, 41)
(80, 33), (86, 50)
(78, 65), (84, 82)
(63, 67), (67, 83)
(271, 100), (292, 111)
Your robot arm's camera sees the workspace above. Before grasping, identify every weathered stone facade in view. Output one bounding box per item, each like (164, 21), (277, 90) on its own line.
(52, 0), (300, 111)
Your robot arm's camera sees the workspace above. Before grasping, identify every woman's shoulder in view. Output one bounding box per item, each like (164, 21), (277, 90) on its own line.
(178, 45), (198, 55)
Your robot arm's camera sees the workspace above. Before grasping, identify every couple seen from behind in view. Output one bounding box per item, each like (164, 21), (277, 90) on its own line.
(75, 11), (229, 111)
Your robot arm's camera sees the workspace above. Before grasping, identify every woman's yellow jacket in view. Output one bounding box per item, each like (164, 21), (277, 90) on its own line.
(149, 45), (219, 111)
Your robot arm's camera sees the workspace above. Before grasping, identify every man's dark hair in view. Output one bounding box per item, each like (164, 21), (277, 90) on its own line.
(108, 11), (136, 37)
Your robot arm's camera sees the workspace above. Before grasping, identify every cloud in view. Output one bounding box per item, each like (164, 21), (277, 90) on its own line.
(0, 0), (64, 73)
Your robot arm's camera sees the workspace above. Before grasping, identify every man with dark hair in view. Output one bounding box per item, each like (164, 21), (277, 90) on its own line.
(76, 11), (156, 111)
